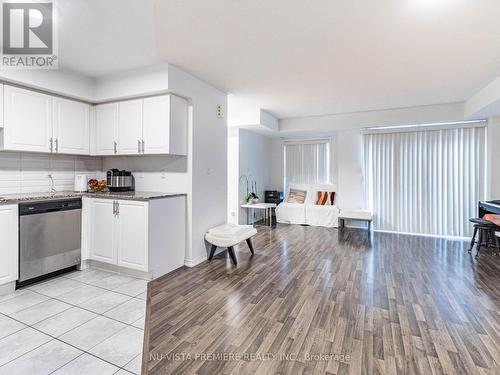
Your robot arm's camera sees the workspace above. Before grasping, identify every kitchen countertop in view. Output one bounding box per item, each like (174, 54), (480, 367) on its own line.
(0, 191), (186, 204)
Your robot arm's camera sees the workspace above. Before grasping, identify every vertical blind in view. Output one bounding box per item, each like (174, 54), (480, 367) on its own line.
(363, 125), (486, 237)
(284, 141), (330, 187)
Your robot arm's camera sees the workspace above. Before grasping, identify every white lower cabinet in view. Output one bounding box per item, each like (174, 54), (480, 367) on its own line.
(89, 199), (117, 264)
(0, 205), (19, 285)
(84, 196), (186, 279)
(88, 198), (148, 271)
(116, 200), (149, 271)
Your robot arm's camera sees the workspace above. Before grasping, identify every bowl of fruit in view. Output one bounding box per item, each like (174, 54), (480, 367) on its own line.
(88, 179), (107, 192)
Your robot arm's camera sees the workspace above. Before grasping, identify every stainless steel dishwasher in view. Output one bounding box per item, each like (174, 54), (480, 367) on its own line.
(18, 198), (82, 287)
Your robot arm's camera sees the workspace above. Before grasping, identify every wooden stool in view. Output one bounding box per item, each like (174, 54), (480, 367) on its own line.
(468, 218), (500, 257)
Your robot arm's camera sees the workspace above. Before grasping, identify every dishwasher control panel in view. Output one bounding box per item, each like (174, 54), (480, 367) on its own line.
(19, 198), (82, 215)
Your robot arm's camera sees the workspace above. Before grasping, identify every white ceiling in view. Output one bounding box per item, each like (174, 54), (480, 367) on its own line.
(57, 0), (500, 119)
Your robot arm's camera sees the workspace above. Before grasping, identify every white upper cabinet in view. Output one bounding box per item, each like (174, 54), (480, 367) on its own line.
(93, 94), (188, 156)
(0, 85), (188, 157)
(143, 95), (170, 154)
(143, 95), (188, 156)
(168, 95), (188, 156)
(118, 99), (143, 155)
(94, 102), (118, 155)
(52, 97), (90, 155)
(3, 86), (52, 153)
(2, 85), (90, 155)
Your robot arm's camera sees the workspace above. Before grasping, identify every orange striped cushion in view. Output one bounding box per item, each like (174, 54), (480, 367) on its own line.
(316, 191), (335, 205)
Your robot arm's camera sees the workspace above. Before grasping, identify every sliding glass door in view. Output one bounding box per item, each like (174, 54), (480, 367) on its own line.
(363, 124), (486, 237)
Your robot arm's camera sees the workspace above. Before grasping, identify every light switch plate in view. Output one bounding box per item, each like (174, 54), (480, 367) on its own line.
(216, 104), (224, 118)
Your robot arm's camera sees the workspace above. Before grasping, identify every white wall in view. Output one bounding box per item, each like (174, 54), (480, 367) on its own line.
(0, 153), (102, 194)
(227, 128), (275, 225)
(0, 63), (171, 103)
(0, 69), (95, 101)
(0, 63), (228, 269)
(238, 129), (272, 224)
(267, 131), (366, 228)
(259, 110), (279, 132)
(276, 113), (500, 229)
(466, 77), (500, 119)
(335, 131), (365, 211)
(106, 64), (228, 267)
(227, 127), (239, 224)
(269, 138), (284, 191)
(168, 65), (227, 266)
(102, 155), (189, 193)
(228, 95), (261, 127)
(275, 105), (476, 224)
(280, 102), (466, 134)
(93, 64), (171, 102)
(488, 117), (500, 199)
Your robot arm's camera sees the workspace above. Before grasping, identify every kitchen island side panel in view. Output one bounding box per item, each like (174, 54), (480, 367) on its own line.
(149, 196), (187, 279)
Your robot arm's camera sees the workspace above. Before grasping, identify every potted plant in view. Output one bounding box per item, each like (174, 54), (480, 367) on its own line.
(245, 192), (259, 204)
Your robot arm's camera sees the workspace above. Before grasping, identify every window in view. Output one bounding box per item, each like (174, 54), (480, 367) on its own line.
(363, 124), (486, 237)
(284, 140), (331, 189)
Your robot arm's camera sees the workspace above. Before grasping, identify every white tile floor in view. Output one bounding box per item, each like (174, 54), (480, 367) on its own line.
(0, 269), (148, 375)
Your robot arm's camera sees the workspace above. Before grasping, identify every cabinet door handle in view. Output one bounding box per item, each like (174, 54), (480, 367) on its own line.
(49, 138), (53, 152)
(138, 140), (141, 153)
(142, 140), (145, 154)
(112, 201), (116, 215)
(113, 141), (117, 154)
(55, 138), (58, 153)
(116, 201), (119, 216)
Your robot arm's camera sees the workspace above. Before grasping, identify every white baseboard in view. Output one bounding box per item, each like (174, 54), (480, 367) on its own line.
(373, 229), (470, 241)
(85, 260), (153, 280)
(0, 281), (16, 296)
(184, 254), (208, 267)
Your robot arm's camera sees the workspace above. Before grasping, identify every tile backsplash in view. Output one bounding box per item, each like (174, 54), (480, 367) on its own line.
(0, 152), (103, 194)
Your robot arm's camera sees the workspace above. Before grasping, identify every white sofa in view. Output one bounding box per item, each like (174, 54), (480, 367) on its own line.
(276, 183), (339, 227)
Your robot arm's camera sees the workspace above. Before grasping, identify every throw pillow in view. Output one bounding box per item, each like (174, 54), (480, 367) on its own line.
(287, 189), (307, 204)
(316, 191), (335, 205)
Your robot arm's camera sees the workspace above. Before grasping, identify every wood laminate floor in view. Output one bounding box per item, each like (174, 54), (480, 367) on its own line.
(143, 225), (500, 375)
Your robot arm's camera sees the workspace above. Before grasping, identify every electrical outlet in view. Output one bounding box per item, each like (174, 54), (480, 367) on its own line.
(216, 104), (224, 118)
